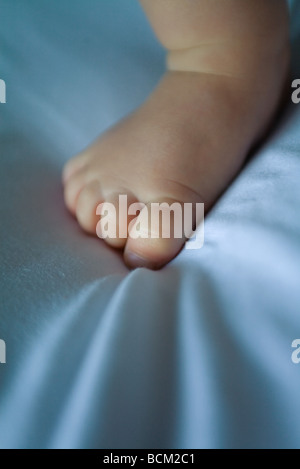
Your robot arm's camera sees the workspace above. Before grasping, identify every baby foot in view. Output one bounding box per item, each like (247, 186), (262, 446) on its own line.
(63, 20), (289, 269)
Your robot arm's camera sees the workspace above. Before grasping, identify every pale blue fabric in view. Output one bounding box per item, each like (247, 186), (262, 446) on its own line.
(0, 0), (300, 449)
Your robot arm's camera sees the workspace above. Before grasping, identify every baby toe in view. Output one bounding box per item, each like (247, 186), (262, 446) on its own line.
(75, 180), (104, 234)
(124, 198), (188, 270)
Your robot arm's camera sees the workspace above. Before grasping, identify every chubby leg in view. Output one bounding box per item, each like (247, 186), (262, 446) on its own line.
(63, 0), (290, 269)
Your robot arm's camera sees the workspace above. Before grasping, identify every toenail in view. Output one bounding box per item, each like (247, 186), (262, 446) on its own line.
(124, 252), (164, 271)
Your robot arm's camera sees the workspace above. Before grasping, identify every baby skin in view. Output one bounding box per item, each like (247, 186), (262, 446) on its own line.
(63, 0), (290, 270)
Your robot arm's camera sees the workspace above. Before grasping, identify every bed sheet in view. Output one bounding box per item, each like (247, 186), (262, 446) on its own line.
(0, 0), (300, 449)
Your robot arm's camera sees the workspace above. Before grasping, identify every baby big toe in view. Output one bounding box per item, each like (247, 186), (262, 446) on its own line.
(124, 198), (187, 270)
